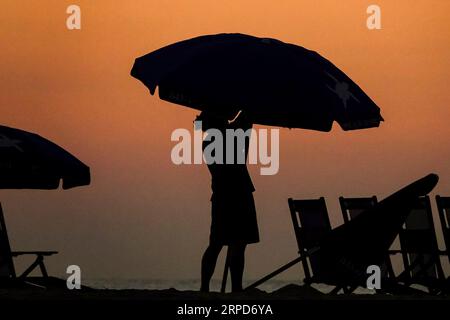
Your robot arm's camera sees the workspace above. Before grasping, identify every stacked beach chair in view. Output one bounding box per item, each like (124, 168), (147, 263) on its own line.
(246, 175), (449, 295)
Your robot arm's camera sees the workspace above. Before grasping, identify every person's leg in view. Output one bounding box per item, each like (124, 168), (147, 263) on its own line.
(201, 243), (223, 292)
(229, 243), (247, 292)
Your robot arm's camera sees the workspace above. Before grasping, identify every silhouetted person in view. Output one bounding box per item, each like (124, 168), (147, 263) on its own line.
(198, 111), (259, 293)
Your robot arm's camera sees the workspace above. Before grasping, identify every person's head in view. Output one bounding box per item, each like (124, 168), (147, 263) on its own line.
(194, 111), (227, 131)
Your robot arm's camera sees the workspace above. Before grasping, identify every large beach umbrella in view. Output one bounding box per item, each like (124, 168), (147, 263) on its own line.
(131, 33), (383, 131)
(0, 125), (90, 190)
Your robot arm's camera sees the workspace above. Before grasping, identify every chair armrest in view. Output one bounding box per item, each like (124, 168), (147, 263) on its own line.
(11, 251), (58, 257)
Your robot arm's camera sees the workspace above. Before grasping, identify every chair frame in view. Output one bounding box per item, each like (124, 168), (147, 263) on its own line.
(339, 196), (396, 280)
(436, 195), (450, 263)
(288, 197), (331, 284)
(339, 196), (378, 224)
(396, 196), (446, 292)
(246, 197), (355, 294)
(0, 202), (58, 282)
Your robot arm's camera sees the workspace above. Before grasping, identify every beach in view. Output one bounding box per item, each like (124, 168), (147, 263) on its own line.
(1, 279), (448, 319)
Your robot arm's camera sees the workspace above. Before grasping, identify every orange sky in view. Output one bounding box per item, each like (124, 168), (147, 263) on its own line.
(0, 0), (449, 283)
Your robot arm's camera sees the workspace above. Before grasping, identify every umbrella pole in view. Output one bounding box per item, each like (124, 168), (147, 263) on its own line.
(220, 247), (231, 293)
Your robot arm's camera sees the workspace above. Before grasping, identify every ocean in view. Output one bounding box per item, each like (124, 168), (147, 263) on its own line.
(82, 278), (381, 294)
(83, 278), (293, 292)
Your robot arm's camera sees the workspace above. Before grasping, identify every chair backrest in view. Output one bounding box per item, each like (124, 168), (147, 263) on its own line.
(0, 202), (16, 278)
(338, 195), (397, 279)
(339, 196), (378, 224)
(436, 195), (450, 263)
(399, 196), (444, 280)
(288, 197), (331, 282)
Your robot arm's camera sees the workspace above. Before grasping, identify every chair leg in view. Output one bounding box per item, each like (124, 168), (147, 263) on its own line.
(330, 286), (342, 295)
(396, 255), (423, 282)
(347, 283), (359, 294)
(19, 255), (47, 278)
(220, 248), (230, 293)
(385, 256), (396, 280)
(39, 258), (48, 278)
(245, 256), (304, 290)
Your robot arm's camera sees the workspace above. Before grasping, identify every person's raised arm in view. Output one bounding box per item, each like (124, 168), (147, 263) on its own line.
(228, 110), (253, 130)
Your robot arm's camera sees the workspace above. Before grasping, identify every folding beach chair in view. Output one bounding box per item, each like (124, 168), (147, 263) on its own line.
(436, 196), (450, 263)
(0, 202), (58, 287)
(287, 197), (334, 286)
(249, 197), (356, 293)
(339, 196), (396, 281)
(246, 174), (440, 295)
(396, 196), (446, 293)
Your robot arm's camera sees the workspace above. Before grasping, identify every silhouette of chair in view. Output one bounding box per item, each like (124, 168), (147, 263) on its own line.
(246, 174), (440, 294)
(339, 196), (396, 281)
(287, 198), (334, 286)
(436, 196), (450, 263)
(396, 196), (446, 293)
(0, 202), (58, 286)
(247, 197), (358, 293)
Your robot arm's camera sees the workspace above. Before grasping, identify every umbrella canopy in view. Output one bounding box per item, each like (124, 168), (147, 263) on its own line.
(131, 33), (383, 131)
(0, 125), (90, 190)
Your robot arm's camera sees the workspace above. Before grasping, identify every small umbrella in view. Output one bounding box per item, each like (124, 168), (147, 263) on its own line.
(131, 33), (383, 131)
(0, 125), (90, 190)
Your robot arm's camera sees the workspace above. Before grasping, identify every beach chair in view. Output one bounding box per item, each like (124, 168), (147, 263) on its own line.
(339, 196), (396, 281)
(0, 202), (58, 286)
(246, 174), (439, 294)
(287, 198), (334, 286)
(249, 197), (358, 293)
(339, 196), (378, 224)
(396, 196), (446, 293)
(222, 198), (333, 293)
(436, 196), (450, 263)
